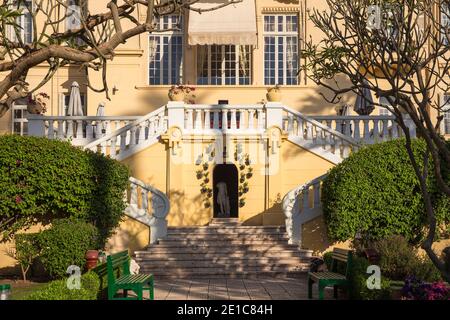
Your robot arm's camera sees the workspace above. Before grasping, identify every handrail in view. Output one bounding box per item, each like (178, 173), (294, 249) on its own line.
(310, 115), (396, 121)
(83, 106), (166, 150)
(282, 173), (328, 245)
(283, 106), (359, 146)
(125, 176), (170, 244)
(27, 115), (140, 121)
(185, 104), (265, 110)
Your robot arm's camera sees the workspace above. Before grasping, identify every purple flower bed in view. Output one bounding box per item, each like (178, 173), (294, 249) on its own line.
(402, 276), (450, 300)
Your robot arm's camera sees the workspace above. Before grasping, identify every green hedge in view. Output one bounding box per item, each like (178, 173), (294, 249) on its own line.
(348, 255), (392, 300)
(24, 272), (100, 300)
(37, 218), (100, 279)
(373, 235), (442, 282)
(0, 135), (130, 244)
(322, 251), (391, 299)
(322, 138), (449, 243)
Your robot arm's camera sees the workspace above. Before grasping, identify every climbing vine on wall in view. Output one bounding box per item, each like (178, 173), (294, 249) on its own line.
(195, 147), (215, 209)
(235, 147), (254, 208)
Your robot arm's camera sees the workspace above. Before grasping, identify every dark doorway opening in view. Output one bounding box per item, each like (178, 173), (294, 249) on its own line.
(213, 164), (238, 218)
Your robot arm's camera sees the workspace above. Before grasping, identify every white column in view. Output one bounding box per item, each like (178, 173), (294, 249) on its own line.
(403, 114), (417, 138)
(27, 115), (45, 136)
(265, 102), (283, 129)
(167, 101), (185, 129)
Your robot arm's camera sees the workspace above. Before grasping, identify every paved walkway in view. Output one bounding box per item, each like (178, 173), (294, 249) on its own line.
(147, 275), (338, 300)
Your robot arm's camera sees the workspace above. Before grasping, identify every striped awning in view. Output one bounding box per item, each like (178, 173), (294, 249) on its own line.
(188, 0), (257, 45)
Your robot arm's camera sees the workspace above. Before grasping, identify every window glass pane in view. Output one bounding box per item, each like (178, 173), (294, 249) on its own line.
(264, 16), (275, 32)
(14, 122), (21, 135)
(197, 45), (251, 85)
(278, 16), (283, 32)
(148, 15), (183, 85)
(445, 111), (450, 134)
(263, 14), (299, 85)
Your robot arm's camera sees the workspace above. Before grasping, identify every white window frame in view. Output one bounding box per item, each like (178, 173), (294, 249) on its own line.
(442, 3), (450, 44)
(11, 103), (28, 136)
(263, 14), (299, 86)
(8, 0), (34, 44)
(148, 15), (184, 85)
(196, 45), (252, 85)
(60, 92), (87, 116)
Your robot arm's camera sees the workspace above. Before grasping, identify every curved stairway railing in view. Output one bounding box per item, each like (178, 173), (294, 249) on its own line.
(282, 106), (360, 164)
(126, 177), (170, 244)
(84, 106), (167, 161)
(81, 110), (170, 244)
(282, 174), (328, 246)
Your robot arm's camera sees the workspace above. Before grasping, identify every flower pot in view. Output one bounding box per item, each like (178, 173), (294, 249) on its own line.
(85, 250), (99, 270)
(266, 88), (282, 102)
(27, 102), (44, 115)
(168, 90), (185, 102)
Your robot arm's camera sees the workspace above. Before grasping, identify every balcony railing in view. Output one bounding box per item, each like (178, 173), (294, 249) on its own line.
(27, 115), (140, 146)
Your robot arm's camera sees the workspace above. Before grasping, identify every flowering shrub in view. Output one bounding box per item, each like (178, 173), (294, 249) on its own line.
(402, 276), (450, 300)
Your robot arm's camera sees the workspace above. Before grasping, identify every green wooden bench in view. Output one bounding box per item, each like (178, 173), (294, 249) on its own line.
(92, 250), (154, 300)
(308, 248), (353, 300)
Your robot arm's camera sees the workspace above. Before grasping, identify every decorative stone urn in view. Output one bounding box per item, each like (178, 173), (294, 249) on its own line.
(266, 85), (282, 102)
(168, 87), (185, 102)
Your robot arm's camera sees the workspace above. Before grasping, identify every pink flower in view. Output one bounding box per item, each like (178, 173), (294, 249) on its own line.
(15, 195), (22, 204)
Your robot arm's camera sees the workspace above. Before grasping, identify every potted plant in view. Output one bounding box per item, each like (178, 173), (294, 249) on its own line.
(266, 84), (282, 102)
(168, 85), (196, 103)
(27, 92), (50, 114)
(85, 250), (99, 270)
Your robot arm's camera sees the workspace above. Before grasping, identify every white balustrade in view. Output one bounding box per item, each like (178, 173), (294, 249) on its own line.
(126, 177), (170, 244)
(83, 107), (167, 160)
(282, 174), (328, 246)
(180, 104), (266, 133)
(282, 106), (359, 161)
(27, 115), (140, 146)
(309, 115), (410, 143)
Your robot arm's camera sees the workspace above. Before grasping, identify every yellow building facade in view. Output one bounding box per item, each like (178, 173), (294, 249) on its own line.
(1, 0), (449, 273)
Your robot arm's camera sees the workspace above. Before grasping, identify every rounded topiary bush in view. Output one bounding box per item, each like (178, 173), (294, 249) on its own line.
(25, 271), (100, 300)
(37, 218), (99, 279)
(0, 135), (130, 244)
(322, 138), (449, 243)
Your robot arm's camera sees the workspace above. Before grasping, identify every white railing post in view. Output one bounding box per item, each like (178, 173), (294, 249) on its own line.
(27, 115), (46, 137)
(167, 101), (185, 129)
(403, 114), (417, 138)
(265, 102), (283, 129)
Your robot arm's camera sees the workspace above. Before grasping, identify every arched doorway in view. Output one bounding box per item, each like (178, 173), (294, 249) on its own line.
(213, 164), (238, 218)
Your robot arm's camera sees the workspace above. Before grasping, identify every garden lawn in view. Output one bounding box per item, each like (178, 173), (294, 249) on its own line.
(0, 279), (47, 300)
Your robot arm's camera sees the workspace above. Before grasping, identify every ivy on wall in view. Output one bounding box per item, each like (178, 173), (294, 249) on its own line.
(194, 142), (255, 211)
(196, 160), (213, 209)
(235, 143), (254, 208)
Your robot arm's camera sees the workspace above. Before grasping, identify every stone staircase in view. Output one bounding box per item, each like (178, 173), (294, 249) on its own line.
(134, 218), (312, 279)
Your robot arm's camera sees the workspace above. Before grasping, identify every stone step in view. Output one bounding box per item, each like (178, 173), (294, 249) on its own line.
(164, 233), (289, 241)
(157, 238), (290, 246)
(135, 222), (308, 279)
(148, 270), (308, 279)
(145, 243), (298, 252)
(167, 226), (285, 234)
(135, 250), (310, 260)
(140, 264), (310, 274)
(208, 218), (240, 226)
(135, 257), (308, 267)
